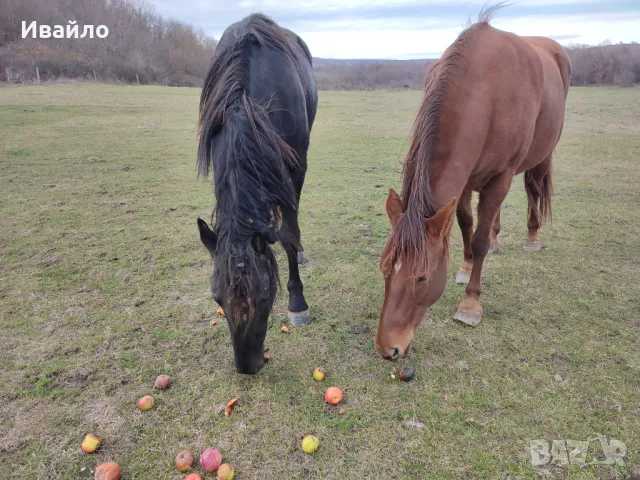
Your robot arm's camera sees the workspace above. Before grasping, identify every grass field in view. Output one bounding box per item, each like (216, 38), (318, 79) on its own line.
(1, 84), (639, 479)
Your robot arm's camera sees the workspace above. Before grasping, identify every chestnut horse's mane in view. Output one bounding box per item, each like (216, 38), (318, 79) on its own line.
(382, 8), (502, 279)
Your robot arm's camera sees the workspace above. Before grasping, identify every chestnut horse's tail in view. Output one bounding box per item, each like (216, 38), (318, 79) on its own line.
(524, 168), (553, 224)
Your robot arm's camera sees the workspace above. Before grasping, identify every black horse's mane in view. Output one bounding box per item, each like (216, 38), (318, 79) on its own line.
(197, 14), (306, 319)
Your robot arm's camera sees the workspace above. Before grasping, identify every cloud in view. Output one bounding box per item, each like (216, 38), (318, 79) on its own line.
(147, 0), (640, 58)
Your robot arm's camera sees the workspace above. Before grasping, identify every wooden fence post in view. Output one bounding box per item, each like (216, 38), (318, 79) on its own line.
(5, 67), (11, 84)
(36, 66), (40, 83)
(93, 70), (97, 81)
(136, 74), (140, 85)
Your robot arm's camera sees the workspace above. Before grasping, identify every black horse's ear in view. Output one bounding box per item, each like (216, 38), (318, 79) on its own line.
(197, 218), (217, 255)
(251, 232), (267, 254)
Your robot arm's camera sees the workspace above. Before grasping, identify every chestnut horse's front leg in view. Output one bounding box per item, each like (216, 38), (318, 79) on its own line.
(454, 173), (512, 327)
(455, 188), (474, 285)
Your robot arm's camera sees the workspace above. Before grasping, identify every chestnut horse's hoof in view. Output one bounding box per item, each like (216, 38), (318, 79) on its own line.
(523, 240), (542, 252)
(288, 309), (311, 327)
(455, 270), (471, 285)
(297, 250), (308, 265)
(453, 310), (482, 327)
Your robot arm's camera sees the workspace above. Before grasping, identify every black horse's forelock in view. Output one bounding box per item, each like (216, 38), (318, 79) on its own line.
(223, 244), (279, 333)
(197, 14), (306, 326)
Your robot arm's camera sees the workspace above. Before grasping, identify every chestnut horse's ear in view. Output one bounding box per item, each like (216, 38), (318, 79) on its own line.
(386, 188), (404, 227)
(427, 197), (457, 238)
(197, 218), (217, 256)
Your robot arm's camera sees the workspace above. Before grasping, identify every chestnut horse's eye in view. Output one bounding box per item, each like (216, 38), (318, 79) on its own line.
(416, 276), (426, 284)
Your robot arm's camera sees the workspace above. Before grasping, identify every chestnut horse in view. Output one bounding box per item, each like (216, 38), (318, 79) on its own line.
(375, 13), (571, 359)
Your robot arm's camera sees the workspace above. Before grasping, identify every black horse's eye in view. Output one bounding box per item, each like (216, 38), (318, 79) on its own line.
(416, 276), (426, 284)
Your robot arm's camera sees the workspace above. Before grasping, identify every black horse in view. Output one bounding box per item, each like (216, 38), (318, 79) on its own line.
(197, 14), (317, 374)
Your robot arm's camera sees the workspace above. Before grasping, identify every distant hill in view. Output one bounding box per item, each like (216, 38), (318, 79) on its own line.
(313, 57), (436, 90)
(313, 57), (434, 66)
(312, 43), (640, 90)
(1, 0), (637, 88)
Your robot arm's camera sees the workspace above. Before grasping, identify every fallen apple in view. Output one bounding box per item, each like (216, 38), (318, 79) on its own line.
(301, 435), (319, 454)
(81, 433), (102, 453)
(175, 450), (194, 472)
(184, 474), (202, 480)
(224, 398), (239, 416)
(398, 366), (415, 382)
(94, 462), (120, 480)
(154, 375), (170, 390)
(216, 306), (225, 317)
(281, 325), (289, 333)
(217, 463), (235, 480)
(137, 395), (154, 411)
(200, 447), (222, 472)
(324, 386), (343, 405)
(313, 368), (326, 381)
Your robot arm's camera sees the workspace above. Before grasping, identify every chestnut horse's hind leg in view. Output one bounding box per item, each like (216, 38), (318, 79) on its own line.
(523, 155), (552, 252)
(488, 209), (501, 254)
(455, 189), (473, 285)
(454, 173), (512, 327)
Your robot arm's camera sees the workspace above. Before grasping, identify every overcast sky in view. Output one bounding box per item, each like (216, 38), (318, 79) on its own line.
(147, 0), (640, 59)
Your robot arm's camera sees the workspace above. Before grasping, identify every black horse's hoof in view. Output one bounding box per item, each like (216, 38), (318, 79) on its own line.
(297, 250), (308, 265)
(288, 309), (312, 327)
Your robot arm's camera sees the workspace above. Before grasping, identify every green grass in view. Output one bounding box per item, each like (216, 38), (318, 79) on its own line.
(0, 84), (639, 479)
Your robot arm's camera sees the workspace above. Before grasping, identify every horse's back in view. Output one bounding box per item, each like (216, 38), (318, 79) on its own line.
(461, 25), (569, 176)
(519, 36), (571, 168)
(215, 14), (317, 154)
(247, 39), (316, 153)
(523, 36), (571, 94)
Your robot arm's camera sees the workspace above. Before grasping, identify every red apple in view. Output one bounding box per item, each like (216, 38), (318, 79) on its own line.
(200, 447), (222, 472)
(94, 462), (120, 480)
(154, 375), (170, 390)
(324, 386), (343, 405)
(175, 450), (194, 472)
(184, 474), (202, 480)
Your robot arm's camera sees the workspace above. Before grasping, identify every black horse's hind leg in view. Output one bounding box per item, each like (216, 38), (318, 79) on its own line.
(281, 206), (311, 326)
(292, 165), (308, 265)
(295, 195), (308, 265)
(281, 151), (311, 325)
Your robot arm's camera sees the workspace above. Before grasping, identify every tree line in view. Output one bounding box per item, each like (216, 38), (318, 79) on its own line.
(315, 42), (640, 90)
(0, 0), (217, 86)
(1, 1), (638, 88)
(566, 41), (640, 87)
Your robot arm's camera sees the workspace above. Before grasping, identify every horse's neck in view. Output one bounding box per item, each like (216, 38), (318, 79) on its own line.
(425, 93), (483, 208)
(423, 151), (469, 210)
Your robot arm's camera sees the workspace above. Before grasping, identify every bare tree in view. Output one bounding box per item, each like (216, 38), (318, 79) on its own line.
(0, 0), (216, 85)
